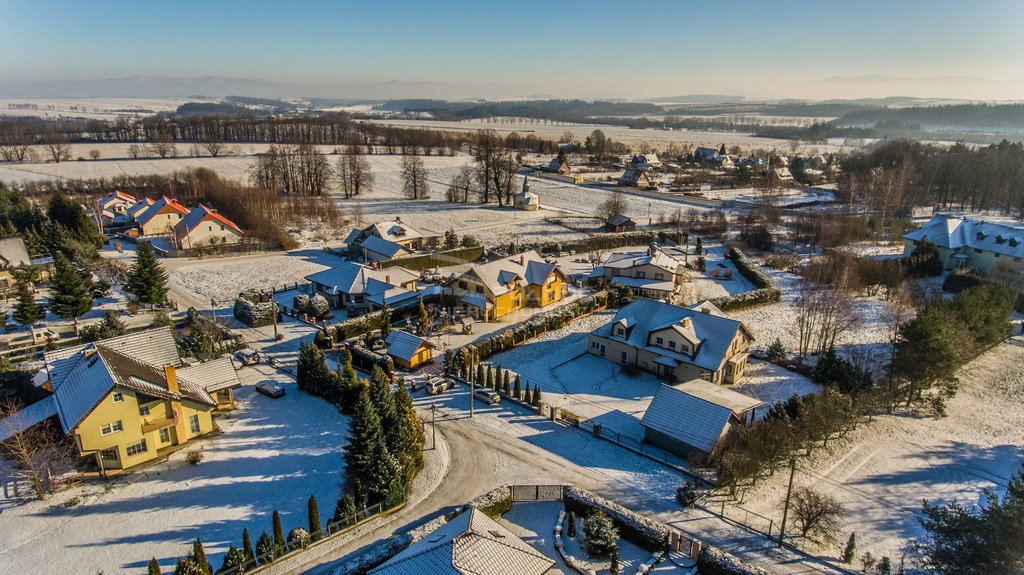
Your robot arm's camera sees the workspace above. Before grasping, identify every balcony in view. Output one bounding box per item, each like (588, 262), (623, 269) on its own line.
(141, 416), (177, 434)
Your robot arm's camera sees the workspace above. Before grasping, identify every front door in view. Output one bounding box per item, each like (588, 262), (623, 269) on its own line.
(599, 344), (606, 358)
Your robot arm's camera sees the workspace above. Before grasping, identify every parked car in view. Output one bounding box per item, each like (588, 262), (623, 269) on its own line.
(426, 377), (453, 396)
(473, 388), (501, 405)
(4, 322), (18, 333)
(234, 348), (262, 366)
(256, 382), (286, 398)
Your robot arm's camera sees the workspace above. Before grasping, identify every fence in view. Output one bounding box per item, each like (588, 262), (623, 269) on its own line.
(511, 484), (564, 502)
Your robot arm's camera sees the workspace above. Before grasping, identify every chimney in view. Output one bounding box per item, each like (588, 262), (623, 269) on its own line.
(164, 364), (179, 394)
(519, 254), (525, 266)
(701, 307), (711, 314)
(681, 318), (692, 328)
(385, 275), (391, 285)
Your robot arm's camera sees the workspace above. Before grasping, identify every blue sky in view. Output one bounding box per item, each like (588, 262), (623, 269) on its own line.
(2, 0), (1021, 100)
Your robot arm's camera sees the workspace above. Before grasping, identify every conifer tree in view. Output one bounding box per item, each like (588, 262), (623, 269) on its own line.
(255, 531), (274, 565)
(242, 528), (254, 563)
(218, 547), (246, 574)
(503, 370), (511, 392)
(535, 386), (542, 404)
(308, 495), (322, 540)
(514, 374), (522, 400)
(842, 532), (857, 563)
(124, 241), (169, 307)
(476, 363), (484, 385)
(486, 366), (494, 389)
(272, 511), (284, 558)
(192, 538), (212, 575)
(417, 299), (429, 334)
(49, 252), (93, 335)
(370, 366), (398, 441)
(345, 387), (386, 487)
(12, 273), (42, 326)
(333, 493), (358, 525)
(337, 349), (362, 413)
(148, 557), (162, 575)
(392, 378), (425, 476)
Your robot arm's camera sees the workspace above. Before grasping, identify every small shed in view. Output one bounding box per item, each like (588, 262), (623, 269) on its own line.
(640, 381), (762, 459)
(603, 215), (636, 233)
(385, 329), (436, 369)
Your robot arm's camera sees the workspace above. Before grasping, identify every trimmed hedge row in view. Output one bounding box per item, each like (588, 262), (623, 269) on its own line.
(347, 343), (394, 376)
(709, 247), (781, 311)
(563, 485), (667, 552)
(379, 246), (484, 270)
(697, 546), (771, 575)
(233, 290), (279, 327)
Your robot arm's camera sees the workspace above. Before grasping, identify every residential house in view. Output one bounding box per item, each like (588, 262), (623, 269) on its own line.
(769, 167), (794, 182)
(42, 327), (241, 473)
(593, 245), (686, 299)
(603, 214), (636, 233)
(901, 214), (1024, 272)
(545, 156), (571, 175)
(385, 329), (436, 369)
(710, 155), (734, 168)
(694, 147), (720, 163)
(173, 204), (244, 250)
(588, 299), (753, 384)
(446, 250), (567, 321)
(305, 262), (420, 311)
(127, 198), (155, 222)
(97, 190), (137, 227)
(133, 196), (190, 237)
(514, 177), (541, 211)
(344, 218), (441, 262)
(641, 380), (763, 459)
(368, 506), (554, 575)
(0, 237), (52, 290)
(618, 167), (653, 189)
(737, 156), (766, 169)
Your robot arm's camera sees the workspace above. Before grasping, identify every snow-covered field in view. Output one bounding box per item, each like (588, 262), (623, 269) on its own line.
(735, 336), (1024, 561)
(0, 366), (349, 574)
(0, 97), (196, 120)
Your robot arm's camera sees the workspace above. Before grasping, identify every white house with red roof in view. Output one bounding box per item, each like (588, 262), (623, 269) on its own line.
(172, 204), (244, 249)
(97, 190), (137, 227)
(133, 196), (190, 237)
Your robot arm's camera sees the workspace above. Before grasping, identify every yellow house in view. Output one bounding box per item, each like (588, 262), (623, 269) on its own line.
(133, 196), (190, 237)
(385, 329), (436, 370)
(447, 250), (567, 321)
(45, 327), (241, 473)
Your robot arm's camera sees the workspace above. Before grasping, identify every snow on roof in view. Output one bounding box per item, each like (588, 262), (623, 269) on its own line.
(0, 396), (58, 442)
(361, 235), (413, 260)
(591, 299), (749, 372)
(127, 198), (156, 218)
(369, 219), (425, 243)
(98, 190), (137, 208)
(369, 507), (553, 575)
(606, 214), (634, 226)
(452, 251), (560, 297)
(0, 237), (31, 267)
(385, 329), (434, 362)
(610, 276), (676, 293)
(178, 357), (242, 393)
(676, 379), (763, 413)
(604, 247), (684, 275)
(641, 382), (757, 454)
(174, 204), (244, 241)
(618, 167), (648, 185)
(902, 214), (1024, 260)
(136, 196), (189, 227)
(460, 293), (492, 309)
(305, 262), (418, 296)
(365, 279), (420, 308)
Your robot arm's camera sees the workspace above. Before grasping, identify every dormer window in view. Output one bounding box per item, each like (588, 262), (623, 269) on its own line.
(615, 326), (625, 337)
(977, 231), (987, 241)
(996, 235), (1006, 244)
(1011, 238), (1020, 247)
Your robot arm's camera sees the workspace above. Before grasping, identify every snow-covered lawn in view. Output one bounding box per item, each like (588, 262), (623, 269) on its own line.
(0, 366), (349, 575)
(163, 249), (340, 303)
(730, 336), (1024, 562)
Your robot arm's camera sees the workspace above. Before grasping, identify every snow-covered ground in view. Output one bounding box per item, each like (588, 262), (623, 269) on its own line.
(162, 249), (339, 303)
(0, 97), (197, 120)
(732, 336), (1024, 561)
(0, 366), (350, 574)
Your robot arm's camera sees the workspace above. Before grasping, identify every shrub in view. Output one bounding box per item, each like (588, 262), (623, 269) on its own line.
(675, 482), (701, 509)
(186, 450), (204, 465)
(581, 509), (619, 557)
(287, 528), (310, 550)
(234, 295), (278, 327)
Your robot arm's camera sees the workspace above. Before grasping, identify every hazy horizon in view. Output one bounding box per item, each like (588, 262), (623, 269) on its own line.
(2, 0), (1022, 102)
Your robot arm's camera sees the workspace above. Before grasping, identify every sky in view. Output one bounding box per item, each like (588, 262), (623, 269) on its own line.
(1, 0), (1022, 101)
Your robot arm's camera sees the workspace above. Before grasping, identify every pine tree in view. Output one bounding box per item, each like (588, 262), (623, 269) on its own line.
(272, 511), (284, 558)
(242, 528), (254, 563)
(255, 531), (274, 565)
(333, 493), (358, 525)
(124, 241), (169, 307)
(192, 538), (212, 575)
(12, 274), (41, 326)
(217, 546), (246, 575)
(49, 252), (93, 335)
(148, 557), (162, 575)
(514, 374), (522, 400)
(417, 299), (429, 334)
(842, 532), (857, 563)
(308, 494), (322, 540)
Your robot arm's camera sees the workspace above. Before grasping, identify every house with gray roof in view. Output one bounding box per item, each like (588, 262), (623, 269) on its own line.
(588, 299), (753, 384)
(369, 506), (554, 575)
(306, 261), (420, 311)
(385, 329), (436, 369)
(40, 327), (240, 473)
(901, 214), (1024, 272)
(592, 245), (687, 300)
(446, 250), (567, 321)
(345, 217), (441, 261)
(641, 380), (762, 458)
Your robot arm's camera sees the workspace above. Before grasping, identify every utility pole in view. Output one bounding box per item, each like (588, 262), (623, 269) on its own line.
(430, 403), (436, 450)
(270, 288), (279, 341)
(469, 355), (475, 419)
(778, 457), (797, 547)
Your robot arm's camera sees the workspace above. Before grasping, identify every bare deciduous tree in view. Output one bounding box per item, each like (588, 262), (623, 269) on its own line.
(401, 155), (430, 200)
(41, 125), (71, 163)
(88, 149), (101, 161)
(595, 190), (628, 222)
(446, 165), (475, 203)
(126, 143), (144, 159)
(335, 154), (373, 199)
(0, 397), (74, 500)
(0, 121), (33, 162)
(788, 486), (845, 544)
(202, 138), (226, 157)
(148, 133), (177, 158)
(795, 260), (861, 357)
(473, 130), (516, 205)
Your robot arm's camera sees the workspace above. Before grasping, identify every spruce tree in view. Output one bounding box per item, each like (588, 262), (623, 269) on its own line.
(767, 337), (788, 362)
(148, 557), (162, 575)
(255, 531), (274, 565)
(370, 366), (398, 442)
(308, 494), (322, 540)
(338, 349), (361, 414)
(12, 275), (41, 326)
(486, 366), (494, 390)
(333, 493), (358, 525)
(345, 387), (386, 488)
(393, 379), (425, 476)
(272, 510), (284, 558)
(514, 375), (522, 400)
(842, 532), (857, 563)
(242, 528), (254, 563)
(49, 252), (93, 335)
(217, 547), (245, 575)
(125, 241), (169, 307)
(192, 538), (211, 575)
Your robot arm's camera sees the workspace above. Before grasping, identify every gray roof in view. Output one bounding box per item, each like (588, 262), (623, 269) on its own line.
(306, 262), (418, 296)
(606, 214), (634, 226)
(591, 299), (749, 372)
(385, 329), (434, 363)
(369, 507), (553, 575)
(451, 251), (560, 297)
(0, 237), (31, 267)
(362, 235), (413, 260)
(0, 396), (58, 443)
(610, 276), (676, 293)
(902, 214), (1024, 260)
(178, 357), (241, 392)
(604, 247), (684, 275)
(641, 382), (760, 454)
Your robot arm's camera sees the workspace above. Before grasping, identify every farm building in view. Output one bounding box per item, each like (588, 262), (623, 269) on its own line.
(641, 380), (762, 458)
(172, 204), (244, 250)
(385, 329), (436, 369)
(305, 262), (420, 311)
(901, 214), (1024, 272)
(588, 299), (753, 384)
(447, 250), (567, 321)
(603, 214), (637, 233)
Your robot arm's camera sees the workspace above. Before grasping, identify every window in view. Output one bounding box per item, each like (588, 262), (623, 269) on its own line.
(591, 341), (598, 349)
(189, 414), (201, 434)
(475, 286), (483, 294)
(656, 337), (664, 345)
(615, 327), (624, 337)
(100, 420), (123, 436)
(669, 340), (676, 349)
(459, 281), (468, 290)
(548, 291), (555, 301)
(159, 427), (171, 443)
(112, 392), (124, 403)
(139, 405), (151, 416)
(125, 439), (148, 457)
(620, 351), (628, 364)
(100, 448), (118, 460)
(636, 271), (646, 279)
(654, 273), (664, 280)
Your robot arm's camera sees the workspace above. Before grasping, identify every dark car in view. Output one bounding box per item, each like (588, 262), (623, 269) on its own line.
(256, 382), (286, 398)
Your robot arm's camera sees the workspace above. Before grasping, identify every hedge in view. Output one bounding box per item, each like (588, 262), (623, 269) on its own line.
(330, 293), (450, 341)
(697, 546), (771, 575)
(347, 343), (394, 376)
(379, 246), (484, 270)
(563, 485), (667, 552)
(233, 290), (279, 327)
(709, 247), (781, 311)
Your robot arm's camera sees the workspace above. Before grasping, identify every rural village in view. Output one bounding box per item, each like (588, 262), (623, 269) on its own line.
(1, 4), (1023, 575)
